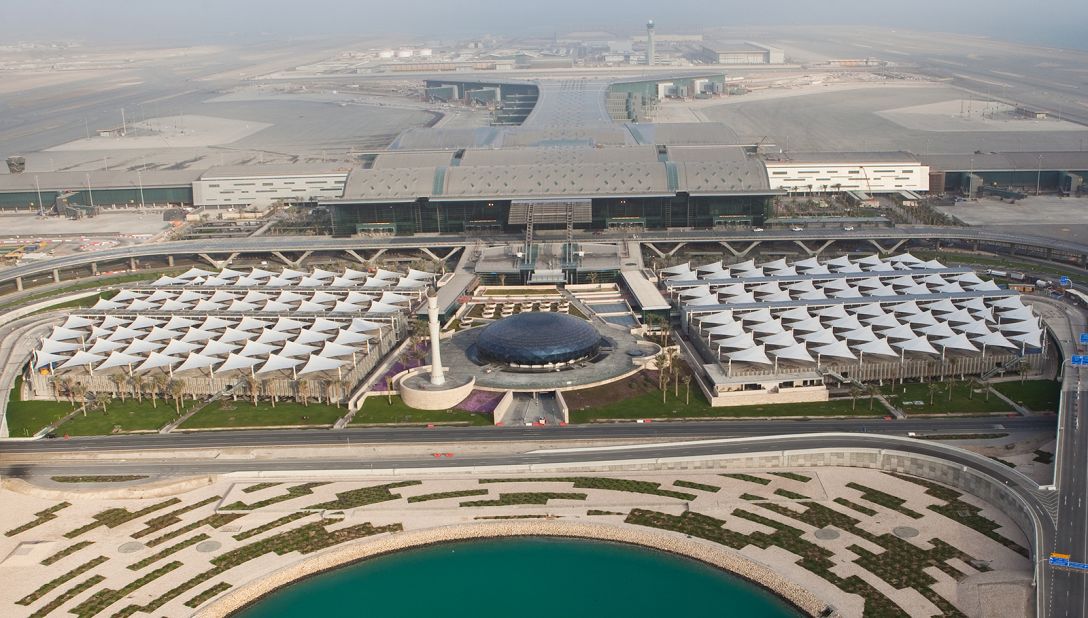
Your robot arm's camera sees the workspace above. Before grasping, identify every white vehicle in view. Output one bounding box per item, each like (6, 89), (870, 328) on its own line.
(843, 226), (855, 231)
(752, 227), (764, 232)
(791, 226), (804, 232)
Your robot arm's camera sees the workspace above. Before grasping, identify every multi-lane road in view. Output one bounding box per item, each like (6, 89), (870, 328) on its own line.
(1, 226), (1085, 288)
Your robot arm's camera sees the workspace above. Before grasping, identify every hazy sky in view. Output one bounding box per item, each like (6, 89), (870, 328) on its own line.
(2, 0), (1085, 49)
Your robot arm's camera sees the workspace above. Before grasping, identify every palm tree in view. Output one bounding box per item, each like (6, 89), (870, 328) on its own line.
(866, 385), (880, 411)
(947, 379), (956, 403)
(295, 380), (311, 407)
(70, 382), (88, 415)
(317, 378), (332, 405)
(682, 374), (692, 405)
(148, 374), (168, 409)
(109, 374), (127, 402)
(850, 384), (864, 411)
(241, 375), (259, 406)
(128, 374), (145, 402)
(167, 380), (185, 416)
(261, 379), (275, 408)
(55, 376), (74, 406)
(928, 382), (942, 407)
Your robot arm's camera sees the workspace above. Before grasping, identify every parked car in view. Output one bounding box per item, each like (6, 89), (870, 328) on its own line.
(843, 225), (855, 231)
(791, 226), (804, 232)
(752, 227), (764, 232)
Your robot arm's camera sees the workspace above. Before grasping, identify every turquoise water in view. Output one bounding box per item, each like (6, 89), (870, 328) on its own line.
(235, 537), (801, 617)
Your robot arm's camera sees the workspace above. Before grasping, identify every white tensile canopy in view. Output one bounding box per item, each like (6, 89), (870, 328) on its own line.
(1008, 330), (1043, 348)
(715, 332), (756, 350)
(50, 326), (86, 341)
(92, 298), (125, 310)
(1000, 307), (1036, 323)
(122, 339), (163, 355)
(241, 291), (271, 304)
(177, 290), (207, 303)
(889, 300), (922, 315)
(739, 308), (773, 323)
(863, 313), (901, 329)
(828, 315), (864, 331)
(794, 257), (822, 270)
(997, 320), (1040, 334)
(843, 326), (879, 343)
(811, 340), (856, 360)
(748, 319), (786, 335)
(698, 311), (734, 326)
(739, 267), (765, 278)
(87, 339), (124, 354)
(192, 300), (225, 312)
(332, 330), (371, 346)
(761, 258), (789, 271)
(180, 328), (217, 344)
(816, 305), (850, 319)
(727, 344), (771, 365)
(217, 353), (262, 373)
(319, 341), (359, 358)
(58, 351), (105, 370)
(260, 300), (294, 313)
(786, 280), (818, 294)
(199, 340), (238, 357)
(294, 329), (333, 345)
(919, 322), (956, 338)
(973, 330), (1017, 349)
(239, 341), (278, 358)
(272, 317), (308, 332)
(280, 268), (307, 279)
(924, 299), (958, 314)
(366, 302), (401, 314)
(953, 320), (993, 336)
(342, 267), (369, 280)
(332, 301), (364, 313)
(311, 317), (347, 332)
(770, 343), (815, 364)
(134, 352), (179, 372)
(256, 354), (303, 375)
(275, 291), (308, 304)
(851, 303), (885, 317)
(255, 329), (291, 344)
(372, 268), (400, 280)
(297, 355), (346, 376)
(165, 317), (199, 331)
(161, 340), (201, 356)
(867, 262), (895, 273)
(348, 319), (383, 333)
(209, 290), (239, 303)
(41, 339), (82, 354)
(178, 267), (215, 280)
(800, 328), (838, 345)
(904, 311), (939, 327)
(34, 350), (70, 369)
(279, 341), (318, 358)
(159, 300), (191, 312)
(111, 290), (145, 302)
(893, 336), (939, 355)
(405, 268), (432, 281)
(681, 286), (713, 299)
(237, 317), (273, 331)
(107, 326), (144, 342)
(880, 323), (918, 340)
(933, 333), (979, 353)
(96, 351), (145, 371)
(330, 277), (358, 288)
(970, 280), (1001, 291)
(197, 316), (233, 331)
(61, 316), (95, 330)
(661, 262), (692, 276)
(852, 338), (897, 357)
(219, 327), (254, 344)
(706, 322), (746, 338)
(798, 289), (828, 300)
(761, 330), (799, 348)
(790, 316), (824, 333)
(174, 353), (220, 375)
(145, 327), (183, 342)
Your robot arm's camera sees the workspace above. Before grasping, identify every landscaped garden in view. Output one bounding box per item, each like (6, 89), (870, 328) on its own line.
(56, 399), (193, 436)
(179, 400), (343, 429)
(564, 372), (882, 422)
(5, 376), (76, 437)
(881, 381), (1011, 415)
(993, 380), (1062, 412)
(350, 395), (491, 425)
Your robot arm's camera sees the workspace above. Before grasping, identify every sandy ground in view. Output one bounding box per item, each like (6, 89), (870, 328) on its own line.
(878, 100), (1086, 133)
(0, 466), (1033, 618)
(47, 116), (273, 152)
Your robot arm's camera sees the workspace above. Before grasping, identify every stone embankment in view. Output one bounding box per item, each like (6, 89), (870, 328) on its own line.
(198, 520), (832, 618)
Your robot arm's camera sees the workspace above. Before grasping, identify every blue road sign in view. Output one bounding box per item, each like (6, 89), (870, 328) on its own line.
(1080, 333), (1088, 345)
(1051, 557), (1088, 570)
(1073, 356), (1088, 366)
(1060, 276), (1072, 287)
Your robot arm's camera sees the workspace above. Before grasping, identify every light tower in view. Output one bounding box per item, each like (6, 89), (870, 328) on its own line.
(426, 291), (445, 386)
(646, 20), (656, 66)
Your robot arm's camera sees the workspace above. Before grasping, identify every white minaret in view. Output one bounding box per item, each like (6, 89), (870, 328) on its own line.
(646, 20), (656, 66)
(427, 292), (445, 386)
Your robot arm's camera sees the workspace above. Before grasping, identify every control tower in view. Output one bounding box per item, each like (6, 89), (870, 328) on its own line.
(646, 20), (656, 66)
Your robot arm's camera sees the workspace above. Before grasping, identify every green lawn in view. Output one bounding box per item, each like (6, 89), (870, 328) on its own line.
(4, 376), (77, 437)
(351, 395), (491, 425)
(882, 381), (1011, 415)
(178, 400), (344, 429)
(568, 383), (882, 423)
(910, 249), (1079, 279)
(56, 399), (193, 436)
(0, 270), (180, 311)
(993, 380), (1062, 412)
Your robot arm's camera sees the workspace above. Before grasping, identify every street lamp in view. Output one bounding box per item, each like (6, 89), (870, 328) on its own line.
(1036, 154), (1044, 196)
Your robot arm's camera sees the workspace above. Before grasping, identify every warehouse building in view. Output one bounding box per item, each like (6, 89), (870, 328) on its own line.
(701, 41), (785, 64)
(763, 152), (930, 194)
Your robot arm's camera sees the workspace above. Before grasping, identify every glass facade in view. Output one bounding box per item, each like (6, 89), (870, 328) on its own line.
(476, 312), (602, 366)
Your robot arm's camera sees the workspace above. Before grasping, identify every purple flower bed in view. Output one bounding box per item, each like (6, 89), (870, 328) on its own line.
(370, 343), (429, 392)
(455, 390), (504, 414)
